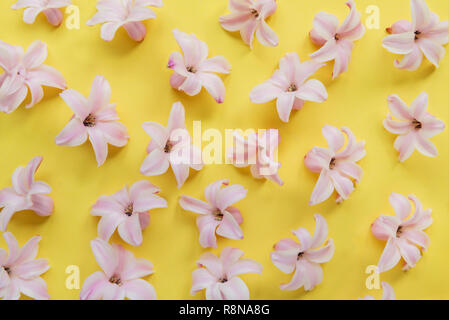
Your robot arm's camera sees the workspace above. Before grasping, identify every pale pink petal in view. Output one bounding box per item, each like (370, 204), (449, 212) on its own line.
(332, 40), (353, 78)
(329, 171), (354, 201)
(270, 249), (298, 274)
(120, 257), (154, 281)
(256, 20), (278, 47)
(123, 22), (147, 42)
(91, 238), (118, 278)
(381, 281), (395, 300)
(226, 206), (243, 224)
(334, 161), (363, 183)
(101, 22), (123, 41)
(275, 93), (295, 122)
(377, 238), (401, 273)
(292, 228), (312, 251)
(0, 207), (20, 232)
(387, 94), (414, 120)
(424, 20), (449, 44)
(228, 0), (252, 11)
(80, 271), (109, 300)
(179, 195), (213, 214)
(102, 282), (125, 300)
(55, 118), (88, 147)
(322, 125), (345, 152)
(23, 41), (47, 69)
(178, 74), (202, 96)
(200, 56), (231, 74)
(389, 192), (412, 221)
(97, 213), (124, 241)
(117, 214), (143, 246)
(43, 8), (63, 26)
(274, 238), (301, 251)
(371, 215), (399, 241)
(310, 11), (339, 44)
(129, 180), (160, 200)
(123, 279), (156, 300)
(240, 19), (258, 49)
(226, 259), (262, 279)
(294, 60), (326, 87)
(280, 261), (305, 291)
(127, 5), (156, 22)
(310, 214), (329, 249)
(219, 277), (250, 300)
(216, 211), (243, 240)
(197, 215), (220, 248)
(401, 229), (430, 251)
(383, 115), (413, 135)
(387, 20), (413, 34)
(191, 268), (216, 295)
(196, 252), (223, 278)
(411, 0), (432, 31)
(198, 72), (226, 103)
(309, 170), (334, 206)
(3, 232), (20, 265)
(396, 238), (421, 267)
(24, 80), (43, 109)
(29, 194), (53, 216)
(216, 184), (247, 211)
(172, 29), (208, 67)
(219, 12), (252, 32)
(13, 258), (49, 279)
(170, 162), (190, 188)
(88, 75), (111, 112)
(16, 277), (49, 300)
(305, 239), (334, 263)
(168, 51), (188, 77)
(0, 41), (22, 71)
(59, 89), (89, 119)
(420, 115), (445, 138)
(304, 147), (333, 173)
(337, 0), (365, 40)
(87, 128), (108, 166)
(142, 122), (169, 149)
(309, 38), (338, 62)
(296, 79), (327, 103)
(140, 149), (170, 176)
(205, 283), (223, 300)
(0, 84), (27, 114)
(301, 260), (323, 291)
(394, 133), (416, 162)
(96, 121), (129, 147)
(204, 179), (229, 206)
(133, 193), (166, 212)
(382, 32), (415, 54)
(394, 45), (423, 70)
(417, 38), (445, 67)
(415, 133), (438, 157)
(23, 7), (43, 24)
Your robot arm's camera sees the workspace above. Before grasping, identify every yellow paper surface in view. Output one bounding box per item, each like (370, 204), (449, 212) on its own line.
(0, 0), (448, 300)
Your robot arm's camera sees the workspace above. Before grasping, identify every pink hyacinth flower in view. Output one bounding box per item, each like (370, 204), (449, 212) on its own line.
(227, 129), (283, 185)
(140, 102), (203, 188)
(309, 0), (365, 79)
(55, 75), (129, 167)
(0, 40), (66, 114)
(383, 92), (445, 162)
(86, 0), (163, 42)
(382, 0), (448, 71)
(0, 156), (53, 232)
(168, 29), (231, 103)
(371, 193), (432, 273)
(179, 179), (247, 248)
(359, 282), (395, 300)
(191, 247), (262, 300)
(0, 232), (50, 300)
(80, 238), (156, 300)
(249, 52), (327, 122)
(11, 0), (72, 26)
(219, 0), (278, 49)
(271, 214), (334, 291)
(91, 180), (167, 247)
(305, 125), (366, 205)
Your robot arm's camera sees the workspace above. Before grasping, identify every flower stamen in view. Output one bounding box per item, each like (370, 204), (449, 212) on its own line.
(164, 141), (173, 153)
(250, 8), (259, 18)
(334, 34), (340, 41)
(329, 157), (336, 169)
(213, 209), (224, 221)
(3, 266), (10, 275)
(288, 84), (297, 92)
(297, 252), (304, 260)
(186, 66), (196, 73)
(124, 203), (133, 216)
(396, 226), (403, 237)
(109, 276), (122, 286)
(219, 277), (228, 283)
(414, 30), (421, 40)
(412, 119), (422, 129)
(83, 114), (96, 127)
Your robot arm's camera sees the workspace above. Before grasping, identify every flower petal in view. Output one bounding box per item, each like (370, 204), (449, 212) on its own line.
(310, 214), (329, 249)
(197, 215), (220, 248)
(394, 133), (416, 162)
(123, 279), (157, 300)
(59, 89), (89, 119)
(417, 38), (445, 67)
(309, 170), (334, 206)
(200, 56), (231, 74)
(219, 277), (250, 300)
(305, 239), (334, 263)
(322, 125), (345, 152)
(198, 72), (226, 103)
(16, 277), (49, 300)
(216, 184), (247, 211)
(377, 238), (401, 273)
(117, 214), (143, 246)
(394, 45), (423, 70)
(276, 93), (295, 123)
(55, 118), (88, 147)
(296, 79), (327, 103)
(310, 11), (339, 43)
(216, 211), (243, 240)
(80, 271), (108, 300)
(371, 215), (400, 241)
(256, 20), (278, 47)
(91, 238), (118, 278)
(140, 149), (170, 176)
(381, 281), (395, 300)
(179, 195), (213, 214)
(382, 32), (415, 54)
(191, 268), (216, 295)
(396, 238), (421, 268)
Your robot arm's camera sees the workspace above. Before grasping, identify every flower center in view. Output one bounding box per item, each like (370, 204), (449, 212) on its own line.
(218, 277), (228, 283)
(124, 203), (133, 216)
(186, 66), (196, 73)
(3, 266), (10, 275)
(213, 209), (224, 221)
(288, 84), (297, 92)
(250, 8), (259, 18)
(334, 34), (340, 41)
(297, 252), (304, 260)
(414, 30), (421, 40)
(109, 275), (122, 286)
(396, 226), (403, 237)
(164, 141), (173, 153)
(329, 157), (336, 169)
(83, 113), (96, 127)
(412, 119), (422, 129)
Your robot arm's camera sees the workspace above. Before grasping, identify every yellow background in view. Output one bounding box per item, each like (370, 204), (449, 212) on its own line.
(0, 0), (448, 300)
